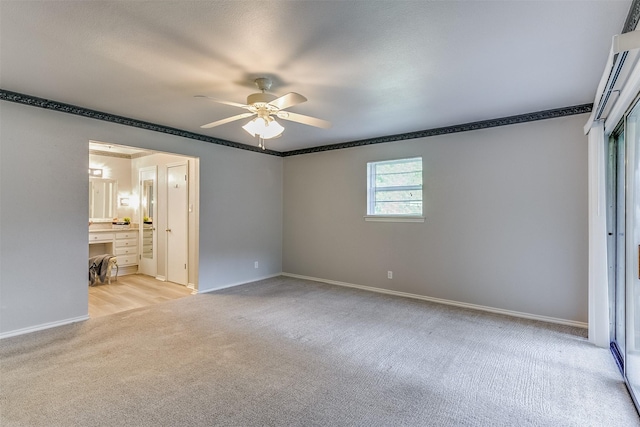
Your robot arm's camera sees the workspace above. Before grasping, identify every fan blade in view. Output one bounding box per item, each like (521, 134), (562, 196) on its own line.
(194, 95), (249, 109)
(268, 92), (307, 110)
(200, 112), (255, 129)
(277, 111), (331, 129)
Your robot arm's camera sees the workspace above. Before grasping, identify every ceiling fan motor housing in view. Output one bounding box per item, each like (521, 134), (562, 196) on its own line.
(247, 92), (277, 106)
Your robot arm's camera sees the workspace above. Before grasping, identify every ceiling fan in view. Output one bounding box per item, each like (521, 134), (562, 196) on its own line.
(196, 77), (330, 149)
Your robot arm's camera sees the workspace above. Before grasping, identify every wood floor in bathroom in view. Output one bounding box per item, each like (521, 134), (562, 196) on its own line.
(88, 274), (194, 318)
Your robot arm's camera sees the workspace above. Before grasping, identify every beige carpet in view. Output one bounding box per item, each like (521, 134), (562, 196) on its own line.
(1, 276), (638, 426)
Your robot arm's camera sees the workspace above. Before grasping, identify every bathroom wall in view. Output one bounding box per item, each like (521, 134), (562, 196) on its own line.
(89, 153), (134, 221)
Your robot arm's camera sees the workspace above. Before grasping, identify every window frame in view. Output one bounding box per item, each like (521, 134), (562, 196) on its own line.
(365, 157), (425, 223)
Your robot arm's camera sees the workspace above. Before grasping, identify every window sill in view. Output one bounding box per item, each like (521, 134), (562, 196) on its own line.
(364, 216), (425, 223)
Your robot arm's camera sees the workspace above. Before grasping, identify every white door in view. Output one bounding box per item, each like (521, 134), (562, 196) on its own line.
(139, 167), (157, 277)
(166, 162), (188, 286)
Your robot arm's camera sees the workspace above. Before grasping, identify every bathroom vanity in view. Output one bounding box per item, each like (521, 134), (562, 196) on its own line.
(89, 229), (139, 274)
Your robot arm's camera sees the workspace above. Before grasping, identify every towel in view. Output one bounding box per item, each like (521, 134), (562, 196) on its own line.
(89, 254), (115, 285)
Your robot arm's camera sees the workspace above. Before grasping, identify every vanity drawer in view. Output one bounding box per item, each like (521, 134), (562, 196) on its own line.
(115, 246), (137, 256)
(117, 255), (137, 266)
(115, 238), (137, 248)
(89, 233), (114, 243)
(116, 232), (138, 240)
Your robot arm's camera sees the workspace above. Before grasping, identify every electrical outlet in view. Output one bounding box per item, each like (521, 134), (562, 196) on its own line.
(387, 271), (393, 279)
(254, 261), (259, 269)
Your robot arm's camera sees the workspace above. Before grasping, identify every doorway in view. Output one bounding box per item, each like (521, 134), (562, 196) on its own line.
(88, 141), (199, 316)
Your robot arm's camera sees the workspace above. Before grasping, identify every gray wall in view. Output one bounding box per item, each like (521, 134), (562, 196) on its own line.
(0, 99), (589, 334)
(283, 114), (589, 323)
(0, 102), (283, 335)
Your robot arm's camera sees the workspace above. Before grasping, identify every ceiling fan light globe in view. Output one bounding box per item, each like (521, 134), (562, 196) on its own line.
(242, 118), (259, 137)
(243, 117), (284, 140)
(245, 117), (269, 135)
(261, 119), (285, 139)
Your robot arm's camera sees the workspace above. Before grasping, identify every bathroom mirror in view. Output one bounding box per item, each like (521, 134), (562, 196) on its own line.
(141, 178), (154, 259)
(142, 179), (154, 223)
(89, 178), (117, 222)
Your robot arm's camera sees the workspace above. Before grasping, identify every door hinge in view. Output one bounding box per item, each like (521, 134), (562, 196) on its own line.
(184, 263), (187, 269)
(185, 175), (187, 181)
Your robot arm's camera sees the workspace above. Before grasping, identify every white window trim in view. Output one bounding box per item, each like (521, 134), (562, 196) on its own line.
(364, 215), (425, 223)
(366, 157), (423, 219)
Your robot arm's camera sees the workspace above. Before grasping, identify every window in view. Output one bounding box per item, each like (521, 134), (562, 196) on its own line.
(366, 157), (423, 221)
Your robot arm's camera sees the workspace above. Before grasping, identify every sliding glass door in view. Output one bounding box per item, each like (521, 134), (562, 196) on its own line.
(608, 129), (626, 368)
(625, 100), (640, 405)
(609, 98), (640, 410)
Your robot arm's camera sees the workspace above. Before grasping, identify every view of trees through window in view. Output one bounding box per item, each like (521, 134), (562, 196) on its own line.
(367, 157), (422, 215)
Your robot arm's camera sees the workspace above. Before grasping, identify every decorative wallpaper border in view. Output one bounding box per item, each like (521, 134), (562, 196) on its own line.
(1, 89), (593, 159)
(0, 89), (283, 157)
(281, 104), (593, 157)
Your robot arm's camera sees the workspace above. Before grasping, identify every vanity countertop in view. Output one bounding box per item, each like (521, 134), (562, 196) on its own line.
(89, 227), (135, 233)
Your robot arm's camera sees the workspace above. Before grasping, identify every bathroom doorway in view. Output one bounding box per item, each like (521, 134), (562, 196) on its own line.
(88, 141), (199, 317)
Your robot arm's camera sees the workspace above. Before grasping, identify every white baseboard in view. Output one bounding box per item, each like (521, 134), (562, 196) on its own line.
(0, 315), (89, 340)
(155, 275), (166, 282)
(282, 273), (588, 329)
(197, 273), (283, 294)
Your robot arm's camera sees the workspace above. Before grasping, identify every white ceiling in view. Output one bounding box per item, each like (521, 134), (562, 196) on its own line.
(0, 1), (632, 152)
